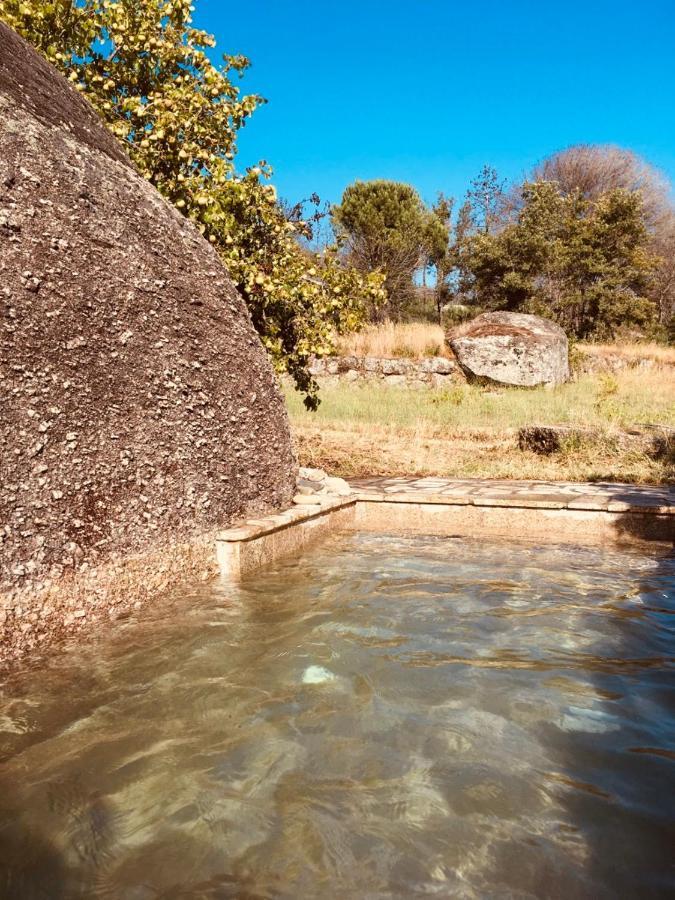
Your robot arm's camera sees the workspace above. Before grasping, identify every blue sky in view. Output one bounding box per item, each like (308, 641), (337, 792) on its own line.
(196, 0), (675, 210)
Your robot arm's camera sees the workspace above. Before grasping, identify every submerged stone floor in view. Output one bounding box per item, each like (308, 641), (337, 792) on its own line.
(349, 477), (675, 514)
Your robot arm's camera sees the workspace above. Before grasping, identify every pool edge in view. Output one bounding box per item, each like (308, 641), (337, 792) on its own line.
(216, 491), (674, 578)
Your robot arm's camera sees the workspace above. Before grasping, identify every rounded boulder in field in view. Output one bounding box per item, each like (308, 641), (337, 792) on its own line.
(449, 312), (570, 387)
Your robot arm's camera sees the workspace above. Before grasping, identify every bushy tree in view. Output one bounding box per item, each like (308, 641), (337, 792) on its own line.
(0, 0), (384, 407)
(531, 145), (670, 225)
(446, 166), (507, 312)
(529, 145), (675, 334)
(651, 214), (675, 333)
(460, 182), (657, 338)
(331, 180), (445, 320)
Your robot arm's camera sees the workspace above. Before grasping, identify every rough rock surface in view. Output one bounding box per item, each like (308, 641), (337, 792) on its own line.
(449, 312), (569, 387)
(295, 467), (352, 503)
(0, 24), (296, 655)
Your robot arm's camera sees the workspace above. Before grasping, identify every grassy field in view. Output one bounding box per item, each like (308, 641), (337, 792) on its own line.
(286, 367), (675, 483)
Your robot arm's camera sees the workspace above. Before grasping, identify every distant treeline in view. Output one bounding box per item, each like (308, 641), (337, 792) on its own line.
(330, 147), (675, 343)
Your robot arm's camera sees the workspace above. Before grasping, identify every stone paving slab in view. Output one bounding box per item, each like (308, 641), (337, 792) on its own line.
(349, 477), (675, 514)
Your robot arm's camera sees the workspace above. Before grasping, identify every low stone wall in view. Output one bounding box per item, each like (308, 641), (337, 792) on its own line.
(215, 478), (674, 580)
(308, 349), (672, 388)
(309, 355), (457, 387)
(576, 351), (673, 375)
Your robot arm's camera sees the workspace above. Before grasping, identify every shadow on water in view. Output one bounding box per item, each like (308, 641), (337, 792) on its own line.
(0, 818), (69, 900)
(0, 661), (123, 899)
(539, 514), (675, 899)
(0, 787), (123, 900)
(0, 593), (284, 900)
(0, 771), (270, 900)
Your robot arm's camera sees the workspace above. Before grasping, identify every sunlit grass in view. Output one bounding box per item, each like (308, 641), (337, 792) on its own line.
(285, 368), (674, 483)
(580, 342), (675, 365)
(286, 369), (674, 434)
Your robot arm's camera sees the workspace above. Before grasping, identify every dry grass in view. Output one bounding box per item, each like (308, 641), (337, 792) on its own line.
(286, 368), (675, 484)
(578, 342), (675, 365)
(292, 369), (674, 431)
(292, 423), (671, 483)
(444, 319), (476, 340)
(335, 321), (675, 365)
(336, 322), (446, 358)
(322, 321), (674, 481)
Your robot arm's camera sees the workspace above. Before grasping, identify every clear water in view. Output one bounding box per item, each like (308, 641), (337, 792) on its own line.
(1, 534), (674, 900)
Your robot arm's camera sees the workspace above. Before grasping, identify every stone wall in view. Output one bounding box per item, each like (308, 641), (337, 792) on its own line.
(309, 355), (457, 387)
(576, 351), (673, 375)
(308, 349), (673, 388)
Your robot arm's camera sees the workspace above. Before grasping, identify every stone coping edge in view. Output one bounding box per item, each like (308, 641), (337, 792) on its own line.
(216, 497), (357, 542)
(216, 491), (674, 546)
(355, 492), (675, 514)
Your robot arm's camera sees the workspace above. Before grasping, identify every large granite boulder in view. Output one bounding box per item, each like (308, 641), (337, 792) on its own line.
(0, 23), (296, 655)
(448, 312), (569, 387)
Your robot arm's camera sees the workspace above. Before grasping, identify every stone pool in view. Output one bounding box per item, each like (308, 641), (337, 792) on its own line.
(1, 533), (674, 898)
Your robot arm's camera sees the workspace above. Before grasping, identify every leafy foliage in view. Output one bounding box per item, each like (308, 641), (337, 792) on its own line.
(0, 0), (385, 408)
(528, 144), (675, 336)
(458, 181), (657, 338)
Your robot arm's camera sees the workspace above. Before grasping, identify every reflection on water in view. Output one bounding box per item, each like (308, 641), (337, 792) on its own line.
(1, 534), (674, 899)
